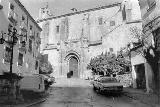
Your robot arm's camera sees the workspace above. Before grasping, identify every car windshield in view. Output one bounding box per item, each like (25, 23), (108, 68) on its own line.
(100, 78), (118, 83)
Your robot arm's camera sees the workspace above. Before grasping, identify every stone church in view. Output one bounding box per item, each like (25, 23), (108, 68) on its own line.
(37, 0), (142, 78)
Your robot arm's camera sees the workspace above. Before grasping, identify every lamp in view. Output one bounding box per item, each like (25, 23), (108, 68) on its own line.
(0, 27), (24, 100)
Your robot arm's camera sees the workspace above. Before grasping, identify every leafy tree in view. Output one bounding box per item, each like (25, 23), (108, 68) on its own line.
(39, 62), (53, 74)
(38, 54), (53, 74)
(87, 51), (131, 76)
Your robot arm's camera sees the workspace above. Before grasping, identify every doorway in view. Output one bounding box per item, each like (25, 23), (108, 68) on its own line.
(134, 64), (146, 89)
(68, 56), (78, 78)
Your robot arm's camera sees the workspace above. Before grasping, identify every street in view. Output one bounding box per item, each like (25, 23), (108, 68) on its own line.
(30, 78), (151, 107)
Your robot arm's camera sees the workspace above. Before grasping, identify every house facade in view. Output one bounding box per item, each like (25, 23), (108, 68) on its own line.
(139, 0), (160, 93)
(0, 0), (41, 95)
(38, 0), (142, 79)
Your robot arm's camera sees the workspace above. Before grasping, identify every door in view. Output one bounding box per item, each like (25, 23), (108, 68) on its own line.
(69, 56), (78, 78)
(135, 64), (146, 89)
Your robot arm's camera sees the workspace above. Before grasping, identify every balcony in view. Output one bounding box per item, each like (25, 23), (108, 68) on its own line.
(4, 34), (18, 46)
(8, 10), (18, 25)
(19, 39), (26, 52)
(4, 36), (13, 45)
(20, 21), (27, 32)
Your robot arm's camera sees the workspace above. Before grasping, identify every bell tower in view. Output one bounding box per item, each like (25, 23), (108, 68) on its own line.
(39, 2), (52, 19)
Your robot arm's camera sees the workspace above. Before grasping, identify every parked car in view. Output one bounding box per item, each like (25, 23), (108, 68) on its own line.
(93, 77), (123, 93)
(39, 74), (55, 90)
(90, 75), (103, 84)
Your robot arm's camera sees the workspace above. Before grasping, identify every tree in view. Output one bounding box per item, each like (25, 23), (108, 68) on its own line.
(87, 51), (131, 76)
(38, 54), (53, 74)
(39, 61), (53, 74)
(129, 26), (159, 93)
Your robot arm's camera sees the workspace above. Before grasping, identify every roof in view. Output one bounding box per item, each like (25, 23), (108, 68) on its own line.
(37, 2), (121, 23)
(14, 0), (42, 31)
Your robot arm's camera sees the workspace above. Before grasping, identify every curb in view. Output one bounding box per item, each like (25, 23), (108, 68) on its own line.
(123, 92), (157, 107)
(17, 98), (46, 107)
(25, 98), (46, 107)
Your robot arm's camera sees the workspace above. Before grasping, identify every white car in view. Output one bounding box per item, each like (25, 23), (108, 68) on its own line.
(93, 77), (123, 93)
(90, 75), (103, 84)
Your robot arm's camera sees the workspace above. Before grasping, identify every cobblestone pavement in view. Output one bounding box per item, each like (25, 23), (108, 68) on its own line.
(30, 78), (152, 107)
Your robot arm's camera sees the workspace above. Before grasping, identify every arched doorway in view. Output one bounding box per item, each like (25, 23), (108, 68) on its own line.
(65, 50), (80, 78)
(69, 56), (78, 78)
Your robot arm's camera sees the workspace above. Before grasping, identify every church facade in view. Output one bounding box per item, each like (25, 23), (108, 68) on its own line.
(37, 0), (142, 78)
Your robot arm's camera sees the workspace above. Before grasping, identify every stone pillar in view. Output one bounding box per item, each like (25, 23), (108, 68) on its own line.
(132, 65), (137, 88)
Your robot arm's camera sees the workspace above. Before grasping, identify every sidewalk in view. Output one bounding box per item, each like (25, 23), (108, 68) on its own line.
(0, 98), (46, 107)
(123, 87), (160, 107)
(0, 88), (51, 107)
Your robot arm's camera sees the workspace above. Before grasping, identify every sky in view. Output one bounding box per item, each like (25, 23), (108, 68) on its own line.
(20, 0), (123, 20)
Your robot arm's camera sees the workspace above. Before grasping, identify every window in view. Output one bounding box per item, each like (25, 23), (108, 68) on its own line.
(37, 33), (39, 37)
(109, 48), (113, 52)
(9, 3), (14, 10)
(8, 24), (12, 35)
(19, 36), (23, 43)
(56, 25), (60, 33)
(35, 60), (38, 70)
(29, 39), (32, 52)
(22, 16), (25, 21)
(98, 17), (103, 25)
(18, 53), (23, 66)
(30, 25), (32, 30)
(122, 6), (126, 21)
(126, 9), (132, 22)
(8, 3), (18, 25)
(110, 21), (115, 26)
(4, 47), (12, 63)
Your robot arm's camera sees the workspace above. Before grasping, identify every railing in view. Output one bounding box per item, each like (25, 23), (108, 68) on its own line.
(8, 10), (18, 25)
(5, 36), (13, 45)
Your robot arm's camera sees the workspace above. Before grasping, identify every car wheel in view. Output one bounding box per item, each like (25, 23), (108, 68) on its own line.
(97, 88), (101, 94)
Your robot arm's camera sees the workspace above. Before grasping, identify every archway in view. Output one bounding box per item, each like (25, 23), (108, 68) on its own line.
(65, 51), (80, 78)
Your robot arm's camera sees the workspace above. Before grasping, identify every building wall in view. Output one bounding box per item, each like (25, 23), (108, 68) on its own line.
(39, 0), (142, 78)
(0, 0), (41, 77)
(139, 0), (160, 92)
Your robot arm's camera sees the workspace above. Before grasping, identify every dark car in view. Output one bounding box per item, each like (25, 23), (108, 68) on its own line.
(93, 77), (123, 93)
